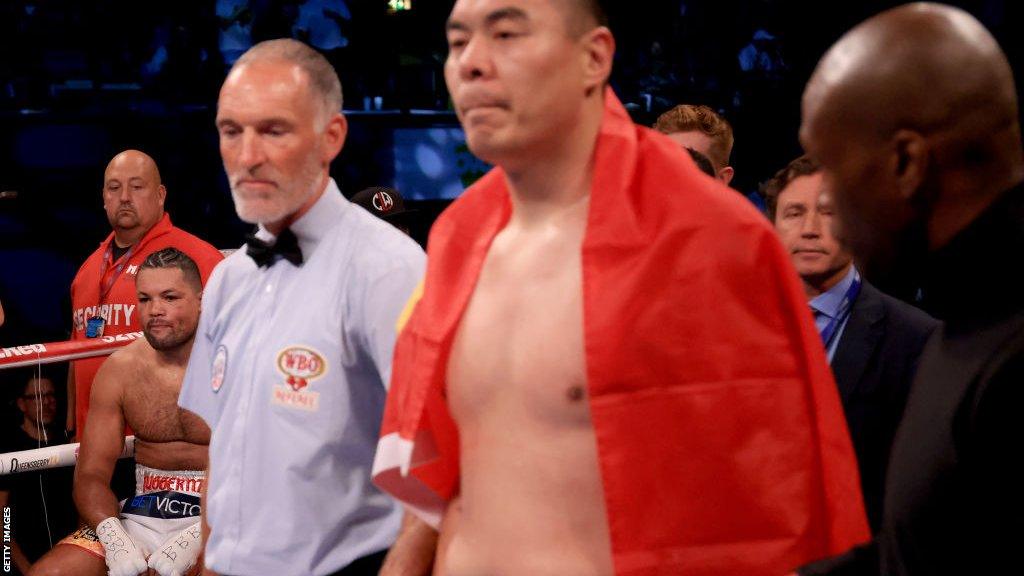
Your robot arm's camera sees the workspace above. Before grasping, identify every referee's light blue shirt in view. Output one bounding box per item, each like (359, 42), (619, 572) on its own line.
(179, 180), (425, 576)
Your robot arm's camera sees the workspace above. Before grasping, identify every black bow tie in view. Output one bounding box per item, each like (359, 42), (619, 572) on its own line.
(245, 228), (303, 268)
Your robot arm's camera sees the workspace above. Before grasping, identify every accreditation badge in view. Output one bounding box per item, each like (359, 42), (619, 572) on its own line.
(85, 316), (105, 338)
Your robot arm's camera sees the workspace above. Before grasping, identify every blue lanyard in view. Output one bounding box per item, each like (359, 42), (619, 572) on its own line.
(819, 273), (862, 350)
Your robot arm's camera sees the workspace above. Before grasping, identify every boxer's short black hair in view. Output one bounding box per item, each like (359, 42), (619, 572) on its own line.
(139, 248), (202, 292)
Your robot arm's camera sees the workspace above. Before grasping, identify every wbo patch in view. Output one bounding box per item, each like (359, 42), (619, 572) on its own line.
(211, 345), (228, 393)
(271, 345), (327, 412)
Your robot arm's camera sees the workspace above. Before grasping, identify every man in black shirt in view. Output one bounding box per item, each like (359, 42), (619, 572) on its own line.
(0, 373), (77, 574)
(798, 3), (1024, 574)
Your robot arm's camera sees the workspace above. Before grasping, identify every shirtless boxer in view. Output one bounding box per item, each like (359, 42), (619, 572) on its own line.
(374, 1), (867, 574)
(31, 247), (210, 576)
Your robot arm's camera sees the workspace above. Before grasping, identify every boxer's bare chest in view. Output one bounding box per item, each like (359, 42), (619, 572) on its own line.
(444, 199), (614, 575)
(448, 201), (591, 426)
(122, 361), (209, 446)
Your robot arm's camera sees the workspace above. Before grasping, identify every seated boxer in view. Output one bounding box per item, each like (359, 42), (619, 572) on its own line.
(30, 248), (210, 576)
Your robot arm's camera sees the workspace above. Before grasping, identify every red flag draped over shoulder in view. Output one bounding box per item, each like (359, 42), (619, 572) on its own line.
(373, 90), (869, 575)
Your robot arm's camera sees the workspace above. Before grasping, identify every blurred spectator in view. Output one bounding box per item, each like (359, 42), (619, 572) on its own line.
(217, 0), (255, 66)
(142, 4), (223, 103)
(0, 373), (77, 575)
(654, 103), (735, 184)
(293, 0), (351, 53)
(738, 29), (787, 81)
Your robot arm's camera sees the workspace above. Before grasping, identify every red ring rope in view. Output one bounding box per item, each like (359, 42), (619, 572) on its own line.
(0, 331), (144, 370)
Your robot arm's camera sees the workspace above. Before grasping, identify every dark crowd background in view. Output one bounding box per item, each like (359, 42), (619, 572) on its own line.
(1, 0), (1022, 376)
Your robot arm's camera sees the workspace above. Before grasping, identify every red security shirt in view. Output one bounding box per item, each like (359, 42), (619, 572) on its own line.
(69, 213), (223, 432)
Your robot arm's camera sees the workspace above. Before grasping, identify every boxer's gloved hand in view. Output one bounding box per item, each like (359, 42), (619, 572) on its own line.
(147, 521), (203, 576)
(95, 516), (148, 576)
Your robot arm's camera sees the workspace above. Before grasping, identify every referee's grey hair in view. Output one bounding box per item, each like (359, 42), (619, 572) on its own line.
(232, 39), (343, 129)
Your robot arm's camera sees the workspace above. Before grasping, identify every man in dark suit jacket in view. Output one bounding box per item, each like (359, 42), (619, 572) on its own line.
(763, 155), (938, 531)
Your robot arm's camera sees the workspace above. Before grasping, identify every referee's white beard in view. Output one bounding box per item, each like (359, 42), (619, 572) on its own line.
(230, 153), (324, 228)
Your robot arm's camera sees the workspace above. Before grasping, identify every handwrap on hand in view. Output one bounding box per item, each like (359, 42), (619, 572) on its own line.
(147, 521), (203, 576)
(96, 516), (148, 576)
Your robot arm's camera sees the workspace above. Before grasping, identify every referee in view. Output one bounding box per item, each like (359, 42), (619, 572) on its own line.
(179, 39), (426, 576)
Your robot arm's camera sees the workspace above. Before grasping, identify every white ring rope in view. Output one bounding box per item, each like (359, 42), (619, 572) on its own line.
(1, 332), (143, 474)
(0, 436), (135, 476)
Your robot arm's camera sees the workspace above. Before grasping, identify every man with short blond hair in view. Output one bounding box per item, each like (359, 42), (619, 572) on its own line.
(654, 103), (735, 183)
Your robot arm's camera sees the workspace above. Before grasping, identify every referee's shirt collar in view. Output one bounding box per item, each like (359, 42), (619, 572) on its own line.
(253, 178), (348, 257)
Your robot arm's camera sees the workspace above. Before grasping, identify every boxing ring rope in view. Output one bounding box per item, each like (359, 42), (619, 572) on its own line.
(1, 333), (141, 475)
(0, 437), (135, 477)
(0, 331), (145, 370)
